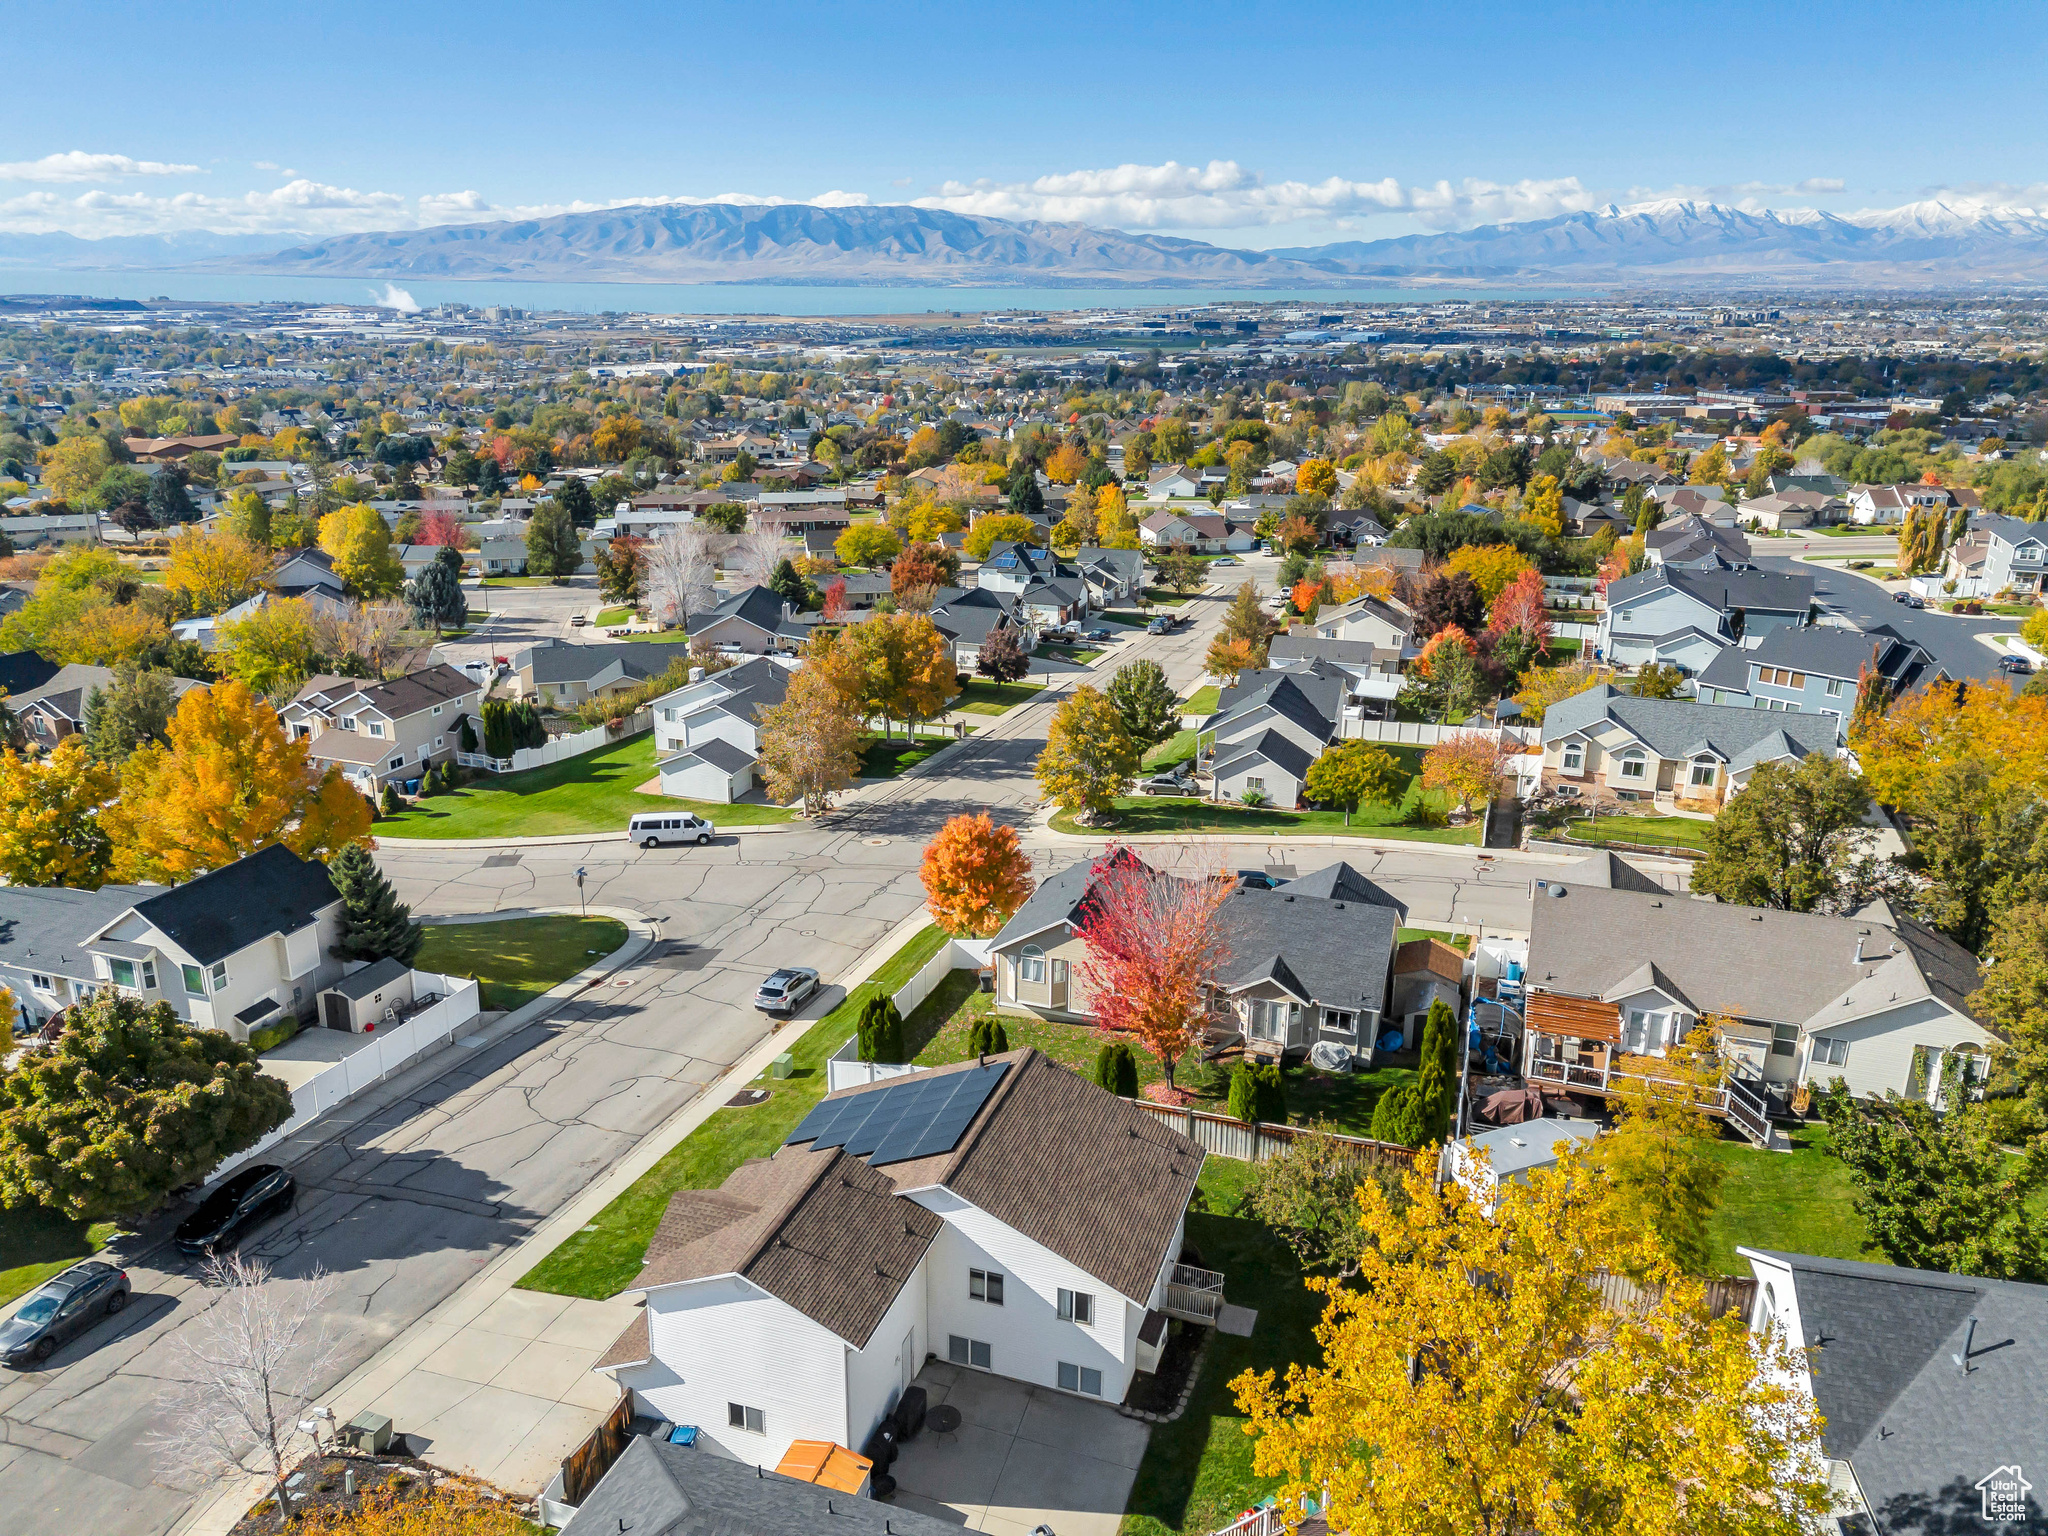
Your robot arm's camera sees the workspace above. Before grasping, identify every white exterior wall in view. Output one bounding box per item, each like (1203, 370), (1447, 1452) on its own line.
(100, 902), (345, 1038)
(629, 1276), (850, 1469)
(1800, 999), (1996, 1100)
(658, 758), (747, 803)
(908, 1187), (1138, 1405)
(677, 709), (759, 757)
(843, 1255), (929, 1457)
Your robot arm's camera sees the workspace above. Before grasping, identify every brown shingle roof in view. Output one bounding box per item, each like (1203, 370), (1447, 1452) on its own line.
(637, 1144), (941, 1347)
(595, 1309), (649, 1370)
(1395, 937), (1465, 985)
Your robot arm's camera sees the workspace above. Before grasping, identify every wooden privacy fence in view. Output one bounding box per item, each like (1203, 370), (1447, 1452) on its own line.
(560, 1391), (635, 1505)
(1133, 1100), (1415, 1170)
(1585, 1268), (1759, 1322)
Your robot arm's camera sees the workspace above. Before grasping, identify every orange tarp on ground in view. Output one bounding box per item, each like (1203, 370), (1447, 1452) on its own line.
(775, 1439), (872, 1494)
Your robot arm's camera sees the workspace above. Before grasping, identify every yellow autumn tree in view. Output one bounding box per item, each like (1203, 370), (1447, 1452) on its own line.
(1096, 483), (1139, 548)
(103, 678), (372, 883)
(1294, 458), (1337, 497)
(1053, 484), (1097, 552)
(1443, 543), (1533, 603)
(0, 737), (119, 888)
(1231, 1156), (1830, 1536)
(213, 597), (324, 696)
(1513, 658), (1616, 723)
(1520, 472), (1565, 536)
(164, 526), (272, 616)
(318, 505), (404, 596)
(41, 436), (110, 502)
(1044, 443), (1088, 485)
(1852, 680), (2048, 815)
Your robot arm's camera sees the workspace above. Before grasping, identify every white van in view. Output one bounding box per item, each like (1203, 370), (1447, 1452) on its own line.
(628, 812), (716, 848)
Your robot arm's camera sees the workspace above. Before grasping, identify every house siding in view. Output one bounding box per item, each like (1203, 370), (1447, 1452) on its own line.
(630, 1276), (851, 1469)
(843, 1255), (928, 1457)
(94, 902), (344, 1038)
(1801, 998), (1997, 1101)
(908, 1187), (1138, 1405)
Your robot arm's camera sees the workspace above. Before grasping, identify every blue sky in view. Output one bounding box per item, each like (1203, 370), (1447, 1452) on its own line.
(6, 0), (2047, 247)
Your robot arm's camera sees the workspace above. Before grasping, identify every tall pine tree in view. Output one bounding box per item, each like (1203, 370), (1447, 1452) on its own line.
(327, 842), (424, 964)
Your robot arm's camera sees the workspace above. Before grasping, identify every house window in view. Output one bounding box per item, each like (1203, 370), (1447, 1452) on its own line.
(1248, 999), (1275, 1041)
(726, 1403), (765, 1435)
(1059, 1289), (1093, 1324)
(1057, 1362), (1103, 1396)
(1617, 754), (1647, 780)
(388, 756), (405, 772)
(1019, 946), (1046, 984)
(368, 721), (385, 738)
(29, 974), (51, 992)
(1688, 762), (1717, 787)
(970, 1268), (1005, 1305)
(209, 961), (227, 992)
(948, 1335), (992, 1370)
(1825, 678), (1845, 697)
(431, 704), (443, 717)
(339, 716), (357, 731)
(141, 961), (156, 991)
(1321, 1008), (1357, 1037)
(108, 959), (137, 988)
(1811, 1036), (1850, 1068)
(183, 964), (205, 996)
(434, 737), (444, 750)
(1624, 1009), (1668, 1055)
(1244, 775), (1265, 791)
(1561, 742), (1584, 772)
(1049, 958), (1067, 986)
(1770, 1023), (1798, 1058)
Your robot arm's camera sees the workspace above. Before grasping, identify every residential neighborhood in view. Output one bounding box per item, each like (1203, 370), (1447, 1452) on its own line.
(3, 126), (2048, 1536)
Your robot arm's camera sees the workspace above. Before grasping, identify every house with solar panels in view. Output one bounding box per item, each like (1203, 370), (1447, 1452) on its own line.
(593, 1049), (1209, 1470)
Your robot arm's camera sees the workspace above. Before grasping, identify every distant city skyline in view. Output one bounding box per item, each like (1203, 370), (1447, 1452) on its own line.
(6, 0), (2047, 248)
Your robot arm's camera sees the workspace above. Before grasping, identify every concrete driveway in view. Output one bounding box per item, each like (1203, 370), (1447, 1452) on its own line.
(889, 1363), (1150, 1536)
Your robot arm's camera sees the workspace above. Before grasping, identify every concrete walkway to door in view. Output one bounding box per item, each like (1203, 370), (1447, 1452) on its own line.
(888, 1362), (1150, 1536)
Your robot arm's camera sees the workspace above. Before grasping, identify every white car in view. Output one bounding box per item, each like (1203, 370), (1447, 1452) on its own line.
(628, 812), (716, 848)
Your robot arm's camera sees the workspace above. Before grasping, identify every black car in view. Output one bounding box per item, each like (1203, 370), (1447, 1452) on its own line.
(173, 1164), (296, 1256)
(1892, 591), (1926, 609)
(0, 1260), (130, 1367)
(1234, 870), (1289, 891)
(754, 966), (820, 1016)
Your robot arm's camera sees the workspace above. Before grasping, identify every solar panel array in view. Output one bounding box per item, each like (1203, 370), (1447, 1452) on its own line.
(785, 1061), (1011, 1167)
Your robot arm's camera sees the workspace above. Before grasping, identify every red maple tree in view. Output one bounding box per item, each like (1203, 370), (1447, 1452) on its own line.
(417, 509), (466, 547)
(1486, 568), (1553, 650)
(822, 576), (849, 622)
(1074, 847), (1234, 1088)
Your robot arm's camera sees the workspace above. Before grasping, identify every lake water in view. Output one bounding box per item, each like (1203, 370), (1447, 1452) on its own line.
(0, 268), (1584, 317)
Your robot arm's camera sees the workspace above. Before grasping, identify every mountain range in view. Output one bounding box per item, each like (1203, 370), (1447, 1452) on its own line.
(7, 199), (2048, 288)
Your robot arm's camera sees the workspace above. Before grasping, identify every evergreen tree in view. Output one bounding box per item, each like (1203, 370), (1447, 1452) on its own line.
(1229, 1060), (1259, 1122)
(1113, 1042), (1139, 1098)
(404, 546), (469, 633)
(328, 842), (424, 964)
(379, 782), (403, 817)
(524, 503), (582, 577)
(768, 557), (809, 611)
(82, 666), (179, 765)
(1412, 998), (1462, 1145)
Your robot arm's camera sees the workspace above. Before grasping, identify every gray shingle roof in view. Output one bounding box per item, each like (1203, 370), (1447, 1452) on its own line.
(1540, 684), (1838, 764)
(570, 1433), (965, 1536)
(1217, 884), (1402, 1013)
(1745, 1249), (2048, 1532)
(684, 585), (799, 639)
(663, 737), (756, 775)
(293, 663), (473, 721)
(1527, 883), (1982, 1031)
(0, 882), (159, 984)
(1211, 728), (1315, 783)
(124, 845), (341, 967)
(519, 640), (682, 687)
(1605, 565), (1815, 615)
(1213, 668), (1344, 739)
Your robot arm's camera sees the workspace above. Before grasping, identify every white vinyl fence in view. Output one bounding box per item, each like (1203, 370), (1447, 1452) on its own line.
(825, 938), (991, 1092)
(1340, 719), (1539, 748)
(460, 712), (651, 775)
(213, 970), (482, 1183)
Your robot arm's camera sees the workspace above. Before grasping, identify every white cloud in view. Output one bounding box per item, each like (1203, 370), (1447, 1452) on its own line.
(0, 151), (201, 183)
(909, 159), (1605, 232)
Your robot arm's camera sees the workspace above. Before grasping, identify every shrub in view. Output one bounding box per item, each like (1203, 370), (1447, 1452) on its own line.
(858, 995), (905, 1063)
(1254, 1061), (1287, 1123)
(1113, 1042), (1140, 1097)
(379, 782), (402, 816)
(967, 1016), (1010, 1055)
(1228, 1061), (1259, 1122)
(1369, 1082), (1419, 1146)
(248, 1017), (299, 1053)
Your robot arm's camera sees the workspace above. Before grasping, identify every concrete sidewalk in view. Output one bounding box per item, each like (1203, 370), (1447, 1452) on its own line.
(175, 903), (937, 1534)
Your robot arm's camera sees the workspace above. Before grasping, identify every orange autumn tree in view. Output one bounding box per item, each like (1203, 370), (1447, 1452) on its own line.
(1413, 624), (1479, 678)
(1205, 633), (1262, 685)
(920, 811), (1035, 937)
(1487, 567), (1553, 650)
(1074, 847), (1233, 1089)
(1851, 679), (2048, 815)
(1421, 731), (1508, 817)
(1290, 577), (1325, 617)
(103, 678), (372, 883)
(1044, 443), (1088, 484)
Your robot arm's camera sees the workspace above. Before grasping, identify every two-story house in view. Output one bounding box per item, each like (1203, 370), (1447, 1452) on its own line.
(595, 1048), (1206, 1473)
(284, 664), (479, 793)
(1598, 566), (1816, 673)
(1973, 513), (2048, 596)
(987, 853), (1405, 1057)
(1540, 683), (1838, 807)
(1847, 482), (1954, 526)
(0, 845), (344, 1041)
(1521, 857), (1997, 1139)
(1204, 664), (1347, 808)
(649, 656), (792, 803)
(926, 587), (1035, 674)
(1696, 626), (1941, 743)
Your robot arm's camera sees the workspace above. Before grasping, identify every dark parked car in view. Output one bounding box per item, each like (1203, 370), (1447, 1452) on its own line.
(1234, 870), (1289, 890)
(1146, 616), (1170, 635)
(2000, 654), (2035, 674)
(0, 1261), (130, 1367)
(1892, 591), (1926, 609)
(173, 1164), (296, 1256)
(754, 966), (820, 1016)
(1081, 627), (1113, 642)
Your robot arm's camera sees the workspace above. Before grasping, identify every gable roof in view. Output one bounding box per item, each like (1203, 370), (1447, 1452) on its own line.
(1217, 885), (1402, 1014)
(684, 585), (800, 639)
(518, 639), (683, 687)
(1744, 1249), (2048, 1528)
(292, 663), (473, 721)
(13, 664), (207, 726)
(1540, 684), (1838, 764)
(0, 881), (160, 984)
(1213, 667), (1345, 739)
(119, 845), (340, 966)
(1605, 565), (1815, 616)
(1211, 728), (1316, 783)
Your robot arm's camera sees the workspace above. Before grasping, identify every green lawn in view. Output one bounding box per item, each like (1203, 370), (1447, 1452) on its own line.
(517, 925), (952, 1300)
(596, 606), (634, 626)
(1396, 926), (1471, 951)
(0, 1211), (120, 1311)
(481, 575), (571, 587)
(954, 678), (1045, 716)
(1180, 685), (1221, 716)
(1559, 812), (1711, 851)
(1120, 1158), (1325, 1536)
(376, 733), (794, 839)
(1545, 636), (1583, 657)
(859, 733), (961, 779)
(1143, 729), (1208, 771)
(1703, 1121), (1874, 1273)
(1142, 588), (1193, 607)
(416, 914), (629, 1013)
(1053, 798), (1481, 843)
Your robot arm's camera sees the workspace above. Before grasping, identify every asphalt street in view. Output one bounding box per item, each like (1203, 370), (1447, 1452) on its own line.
(0, 557), (1595, 1534)
(1752, 549), (2011, 682)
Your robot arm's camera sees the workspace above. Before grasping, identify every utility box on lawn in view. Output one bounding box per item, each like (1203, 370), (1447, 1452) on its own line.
(342, 1412), (394, 1453)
